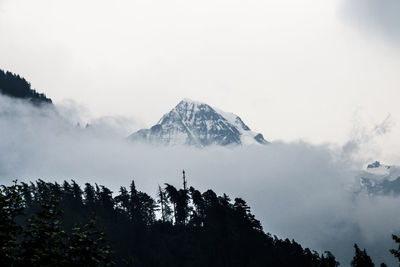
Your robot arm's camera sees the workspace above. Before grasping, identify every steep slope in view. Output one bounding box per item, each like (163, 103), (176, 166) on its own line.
(0, 69), (52, 104)
(129, 99), (268, 147)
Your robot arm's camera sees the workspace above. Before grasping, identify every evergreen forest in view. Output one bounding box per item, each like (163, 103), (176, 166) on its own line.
(1, 173), (399, 266)
(0, 69), (52, 104)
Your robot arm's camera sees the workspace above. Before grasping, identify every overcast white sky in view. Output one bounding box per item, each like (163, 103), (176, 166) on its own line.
(1, 1), (400, 263)
(0, 0), (399, 146)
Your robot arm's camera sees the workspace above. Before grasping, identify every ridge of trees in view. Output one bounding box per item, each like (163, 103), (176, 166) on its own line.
(0, 181), (113, 266)
(1, 173), (399, 266)
(0, 69), (52, 104)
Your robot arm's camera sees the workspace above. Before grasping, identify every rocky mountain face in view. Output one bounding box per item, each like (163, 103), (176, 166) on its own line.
(129, 99), (268, 147)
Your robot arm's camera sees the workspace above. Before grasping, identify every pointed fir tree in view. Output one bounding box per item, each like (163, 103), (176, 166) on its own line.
(157, 185), (172, 223)
(351, 244), (375, 267)
(390, 234), (400, 262)
(83, 183), (96, 207)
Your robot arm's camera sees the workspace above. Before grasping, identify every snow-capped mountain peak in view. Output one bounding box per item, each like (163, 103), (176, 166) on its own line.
(357, 161), (400, 196)
(129, 99), (268, 147)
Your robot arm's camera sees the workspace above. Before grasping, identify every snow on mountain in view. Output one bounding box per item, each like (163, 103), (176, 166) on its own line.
(129, 99), (268, 147)
(358, 161), (400, 195)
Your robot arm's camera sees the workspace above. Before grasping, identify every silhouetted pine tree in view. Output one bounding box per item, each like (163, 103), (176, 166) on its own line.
(351, 244), (375, 267)
(165, 183), (179, 224)
(189, 186), (205, 226)
(157, 185), (172, 223)
(390, 234), (400, 263)
(84, 183), (96, 207)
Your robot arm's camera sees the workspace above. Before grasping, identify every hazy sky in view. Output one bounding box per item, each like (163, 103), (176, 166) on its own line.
(0, 0), (400, 145)
(1, 1), (400, 264)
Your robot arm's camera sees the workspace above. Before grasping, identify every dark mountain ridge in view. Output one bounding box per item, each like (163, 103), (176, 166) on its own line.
(0, 69), (52, 104)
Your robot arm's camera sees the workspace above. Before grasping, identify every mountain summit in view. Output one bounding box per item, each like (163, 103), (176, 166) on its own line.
(129, 99), (268, 147)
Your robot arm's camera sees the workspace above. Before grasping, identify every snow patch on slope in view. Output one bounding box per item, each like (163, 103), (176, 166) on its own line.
(129, 99), (268, 147)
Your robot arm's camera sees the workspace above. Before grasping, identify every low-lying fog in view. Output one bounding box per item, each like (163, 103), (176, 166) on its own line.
(1, 95), (399, 265)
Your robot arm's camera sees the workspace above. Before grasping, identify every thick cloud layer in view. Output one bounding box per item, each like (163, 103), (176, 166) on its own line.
(341, 0), (400, 45)
(0, 95), (399, 265)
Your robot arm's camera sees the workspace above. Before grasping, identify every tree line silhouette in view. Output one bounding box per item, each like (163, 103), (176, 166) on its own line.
(0, 69), (52, 104)
(1, 172), (400, 266)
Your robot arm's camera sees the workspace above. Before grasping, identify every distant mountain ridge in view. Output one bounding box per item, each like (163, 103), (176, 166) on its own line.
(129, 99), (268, 147)
(0, 69), (52, 104)
(359, 161), (400, 196)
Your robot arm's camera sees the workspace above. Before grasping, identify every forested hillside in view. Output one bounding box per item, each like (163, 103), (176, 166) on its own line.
(0, 174), (397, 266)
(0, 69), (51, 104)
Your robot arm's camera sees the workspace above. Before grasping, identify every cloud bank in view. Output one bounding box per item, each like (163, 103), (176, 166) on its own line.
(341, 0), (400, 46)
(0, 95), (399, 265)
